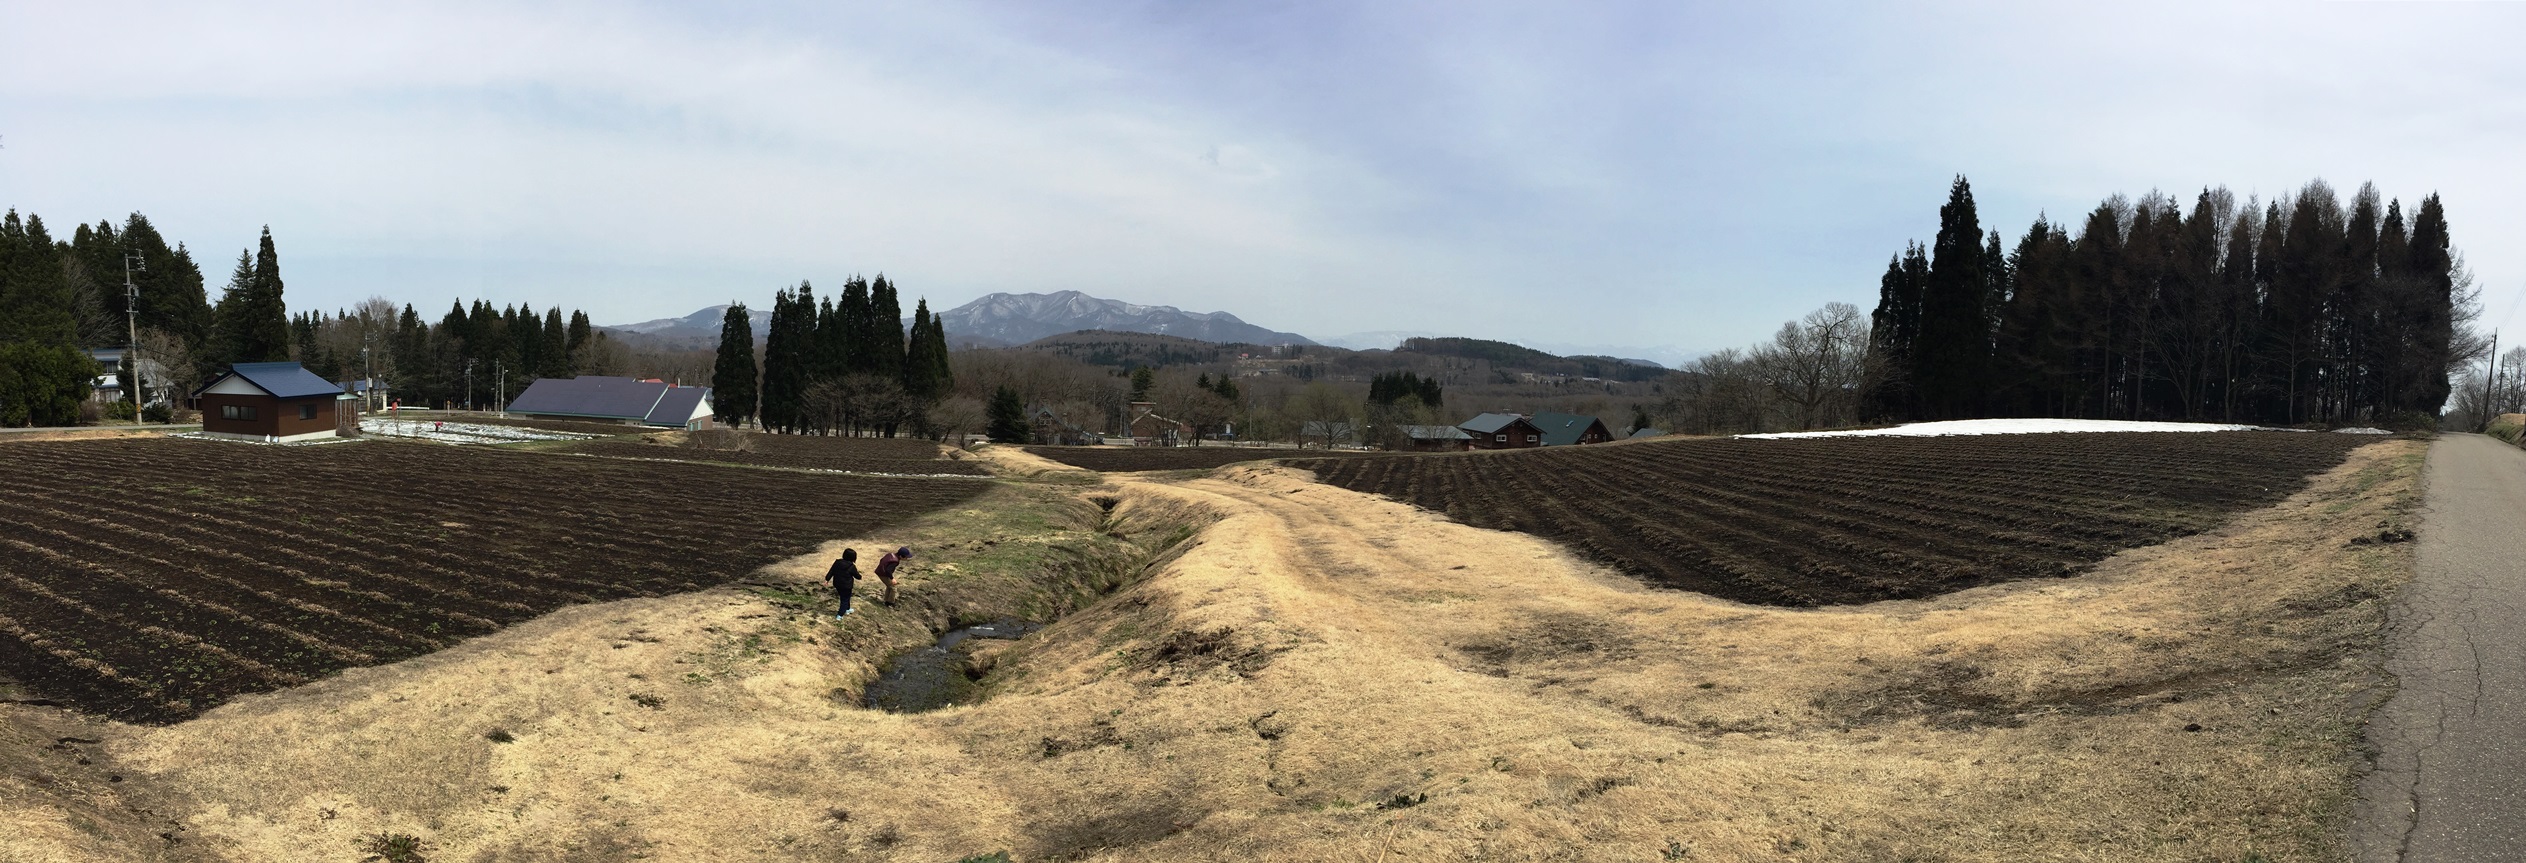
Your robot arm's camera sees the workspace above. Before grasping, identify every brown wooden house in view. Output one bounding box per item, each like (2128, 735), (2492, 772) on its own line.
(193, 362), (349, 442)
(1533, 412), (1615, 446)
(1460, 412), (1544, 449)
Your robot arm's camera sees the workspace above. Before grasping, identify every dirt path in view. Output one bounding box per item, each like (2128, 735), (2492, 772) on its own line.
(2355, 434), (2526, 862)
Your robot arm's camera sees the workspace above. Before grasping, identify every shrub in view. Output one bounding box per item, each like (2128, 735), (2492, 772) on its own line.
(141, 403), (173, 424)
(356, 832), (427, 863)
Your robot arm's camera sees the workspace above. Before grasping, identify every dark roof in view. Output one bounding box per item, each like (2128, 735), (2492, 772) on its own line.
(508, 376), (673, 420)
(196, 362), (344, 399)
(1403, 425), (1472, 440)
(1459, 412), (1534, 435)
(1628, 427), (1667, 439)
(1533, 412), (1612, 446)
(643, 387), (712, 427)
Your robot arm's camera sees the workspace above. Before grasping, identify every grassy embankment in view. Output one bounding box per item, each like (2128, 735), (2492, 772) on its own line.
(4, 436), (2425, 862)
(2486, 412), (2525, 446)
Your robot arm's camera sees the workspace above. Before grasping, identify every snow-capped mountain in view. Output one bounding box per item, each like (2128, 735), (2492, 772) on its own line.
(933, 291), (1316, 346)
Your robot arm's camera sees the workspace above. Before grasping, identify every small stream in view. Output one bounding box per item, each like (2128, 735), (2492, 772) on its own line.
(863, 620), (1043, 713)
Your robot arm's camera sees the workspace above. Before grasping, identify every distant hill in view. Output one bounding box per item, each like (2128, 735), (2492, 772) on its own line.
(601, 305), (771, 351)
(936, 291), (1316, 347)
(1015, 330), (1259, 368)
(1398, 337), (1670, 382)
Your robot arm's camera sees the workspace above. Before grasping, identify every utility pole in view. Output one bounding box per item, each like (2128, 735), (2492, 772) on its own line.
(496, 359), (506, 416)
(2487, 329), (2501, 430)
(123, 248), (145, 424)
(464, 359), (476, 412)
(360, 345), (373, 412)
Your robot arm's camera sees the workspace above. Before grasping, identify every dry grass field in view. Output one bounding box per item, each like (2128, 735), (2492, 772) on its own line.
(0, 434), (2421, 862)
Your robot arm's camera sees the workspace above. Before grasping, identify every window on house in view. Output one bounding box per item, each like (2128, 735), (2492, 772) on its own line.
(299, 404), (318, 420)
(1527, 435), (1538, 442)
(221, 404), (258, 421)
(1495, 434), (1506, 442)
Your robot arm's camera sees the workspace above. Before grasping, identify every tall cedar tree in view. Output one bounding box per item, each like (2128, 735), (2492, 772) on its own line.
(760, 283), (813, 433)
(712, 302), (758, 427)
(869, 276), (906, 383)
(904, 299), (945, 399)
(209, 228), (292, 365)
(1910, 176), (1989, 419)
(1859, 242), (1928, 418)
(838, 277), (875, 375)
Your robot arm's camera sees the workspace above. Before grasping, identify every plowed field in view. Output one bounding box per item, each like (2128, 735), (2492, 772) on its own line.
(568, 434), (990, 475)
(1026, 445), (1371, 472)
(1293, 431), (2376, 607)
(0, 439), (988, 723)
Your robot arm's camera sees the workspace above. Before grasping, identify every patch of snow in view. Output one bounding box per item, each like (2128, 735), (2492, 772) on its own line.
(359, 419), (605, 445)
(2333, 427), (2394, 435)
(167, 432), (359, 446)
(1738, 418), (2274, 440)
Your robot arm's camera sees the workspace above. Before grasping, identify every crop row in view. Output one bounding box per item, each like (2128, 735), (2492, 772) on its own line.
(1291, 432), (2376, 606)
(0, 438), (990, 722)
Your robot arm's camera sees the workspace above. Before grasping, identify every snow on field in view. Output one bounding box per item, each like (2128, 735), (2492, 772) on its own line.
(358, 419), (604, 445)
(1739, 418), (2273, 440)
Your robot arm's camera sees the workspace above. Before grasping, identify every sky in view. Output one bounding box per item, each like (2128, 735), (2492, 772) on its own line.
(5, 1), (2525, 365)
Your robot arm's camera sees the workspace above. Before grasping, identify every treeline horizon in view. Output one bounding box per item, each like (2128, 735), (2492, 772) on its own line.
(715, 275), (956, 437)
(1862, 177), (2471, 427)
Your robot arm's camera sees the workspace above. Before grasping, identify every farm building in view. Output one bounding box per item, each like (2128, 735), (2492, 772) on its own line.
(1628, 427), (1668, 440)
(1127, 401), (1192, 446)
(1460, 412), (1544, 449)
(1400, 425), (1473, 452)
(1030, 404), (1101, 446)
(86, 347), (173, 407)
(193, 362), (352, 442)
(505, 376), (716, 430)
(1533, 412), (1615, 446)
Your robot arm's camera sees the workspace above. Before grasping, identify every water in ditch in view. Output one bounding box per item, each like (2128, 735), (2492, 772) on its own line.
(862, 620), (1043, 713)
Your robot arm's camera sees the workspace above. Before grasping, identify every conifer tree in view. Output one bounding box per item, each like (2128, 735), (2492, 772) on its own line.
(903, 299), (947, 400)
(839, 277), (875, 375)
(1859, 242), (1928, 418)
(870, 275), (906, 382)
(986, 385), (1029, 443)
(540, 307), (569, 377)
(1911, 176), (1990, 419)
(209, 231), (291, 366)
(566, 309), (593, 360)
(711, 302), (758, 427)
(0, 212), (77, 346)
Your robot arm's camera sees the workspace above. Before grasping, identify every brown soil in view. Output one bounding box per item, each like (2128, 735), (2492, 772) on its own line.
(568, 433), (992, 475)
(1296, 431), (2372, 606)
(0, 438), (989, 723)
(390, 414), (650, 436)
(1026, 445), (1371, 473)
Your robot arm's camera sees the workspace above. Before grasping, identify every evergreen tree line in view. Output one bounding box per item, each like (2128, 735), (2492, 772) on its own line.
(732, 275), (954, 436)
(1366, 370), (1444, 409)
(378, 299), (606, 409)
(1862, 177), (2470, 426)
(0, 208), (308, 425)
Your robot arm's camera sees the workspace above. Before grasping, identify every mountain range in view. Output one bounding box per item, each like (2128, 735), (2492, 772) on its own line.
(601, 290), (1683, 367)
(932, 291), (1315, 346)
(603, 290), (1314, 350)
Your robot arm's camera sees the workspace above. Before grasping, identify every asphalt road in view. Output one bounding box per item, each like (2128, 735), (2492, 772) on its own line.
(2356, 434), (2526, 862)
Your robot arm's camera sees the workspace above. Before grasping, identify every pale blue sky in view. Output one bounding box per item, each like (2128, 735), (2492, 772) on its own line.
(5, 1), (2523, 362)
